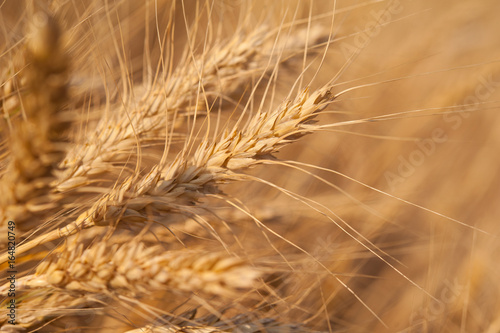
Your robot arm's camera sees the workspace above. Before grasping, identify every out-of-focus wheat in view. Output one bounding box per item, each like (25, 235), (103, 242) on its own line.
(0, 12), (69, 242)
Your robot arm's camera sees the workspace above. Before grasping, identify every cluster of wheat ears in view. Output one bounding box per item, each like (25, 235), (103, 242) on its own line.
(1, 1), (499, 332)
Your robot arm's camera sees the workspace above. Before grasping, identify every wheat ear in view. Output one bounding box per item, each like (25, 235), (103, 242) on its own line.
(0, 288), (100, 329)
(1, 241), (259, 298)
(0, 85), (335, 263)
(0, 12), (69, 243)
(54, 26), (268, 193)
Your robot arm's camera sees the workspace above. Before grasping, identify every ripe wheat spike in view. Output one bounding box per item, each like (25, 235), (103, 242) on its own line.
(1, 1), (500, 332)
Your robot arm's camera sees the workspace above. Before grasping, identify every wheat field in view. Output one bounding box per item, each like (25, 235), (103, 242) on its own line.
(1, 0), (499, 332)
